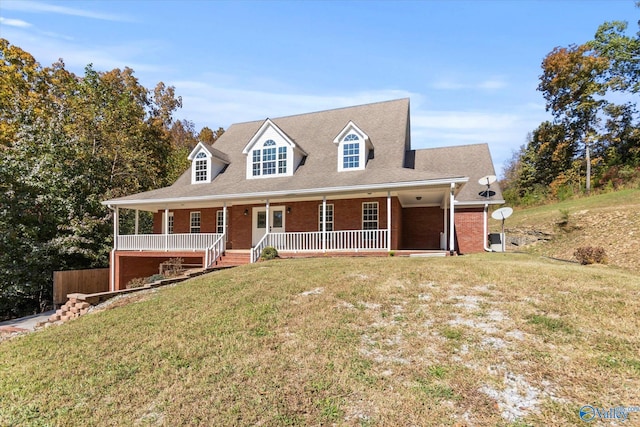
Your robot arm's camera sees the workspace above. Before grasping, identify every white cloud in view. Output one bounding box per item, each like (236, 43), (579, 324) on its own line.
(1, 0), (132, 22)
(0, 17), (32, 27)
(431, 76), (508, 91)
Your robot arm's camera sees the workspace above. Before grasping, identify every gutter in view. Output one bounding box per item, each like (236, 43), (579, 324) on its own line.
(101, 177), (470, 208)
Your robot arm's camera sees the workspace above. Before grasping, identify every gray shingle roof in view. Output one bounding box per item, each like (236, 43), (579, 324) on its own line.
(412, 144), (504, 204)
(104, 98), (502, 206)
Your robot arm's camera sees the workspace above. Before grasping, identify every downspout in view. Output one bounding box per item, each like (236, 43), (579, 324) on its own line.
(483, 203), (493, 252)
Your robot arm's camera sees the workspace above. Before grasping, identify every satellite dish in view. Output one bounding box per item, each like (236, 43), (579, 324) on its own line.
(492, 207), (513, 220)
(478, 175), (497, 186)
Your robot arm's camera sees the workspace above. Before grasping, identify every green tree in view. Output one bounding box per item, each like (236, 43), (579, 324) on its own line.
(0, 40), (183, 318)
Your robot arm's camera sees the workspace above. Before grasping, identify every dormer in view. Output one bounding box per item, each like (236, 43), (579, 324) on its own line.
(187, 142), (229, 184)
(333, 121), (373, 172)
(242, 119), (307, 179)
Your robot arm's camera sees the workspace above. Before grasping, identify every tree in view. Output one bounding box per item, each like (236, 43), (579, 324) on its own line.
(538, 44), (610, 193)
(0, 40), (184, 318)
(199, 126), (225, 145)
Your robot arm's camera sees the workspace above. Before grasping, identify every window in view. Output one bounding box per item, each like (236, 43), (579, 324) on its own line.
(342, 134), (360, 169)
(362, 202), (378, 230)
(167, 212), (174, 234)
(216, 210), (225, 234)
(318, 204), (334, 232)
(278, 146), (287, 174)
(194, 151), (208, 182)
(257, 211), (266, 229)
(251, 139), (287, 177)
(190, 211), (201, 233)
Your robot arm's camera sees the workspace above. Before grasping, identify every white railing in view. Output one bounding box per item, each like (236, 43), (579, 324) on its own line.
(250, 229), (389, 262)
(205, 233), (226, 268)
(117, 233), (223, 251)
(251, 233), (270, 264)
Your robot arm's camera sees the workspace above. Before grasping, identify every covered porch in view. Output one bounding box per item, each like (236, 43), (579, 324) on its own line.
(107, 181), (466, 289)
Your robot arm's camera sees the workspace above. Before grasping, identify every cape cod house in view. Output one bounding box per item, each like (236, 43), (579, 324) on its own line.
(102, 99), (504, 290)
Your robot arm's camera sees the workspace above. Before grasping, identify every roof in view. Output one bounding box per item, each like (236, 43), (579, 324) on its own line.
(412, 144), (504, 204)
(104, 98), (502, 207)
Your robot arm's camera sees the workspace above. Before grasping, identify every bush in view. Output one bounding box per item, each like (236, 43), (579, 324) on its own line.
(126, 278), (146, 289)
(160, 258), (184, 277)
(574, 246), (607, 265)
(146, 274), (165, 284)
(260, 246), (279, 260)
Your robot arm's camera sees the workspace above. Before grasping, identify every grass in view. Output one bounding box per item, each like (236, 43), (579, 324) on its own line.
(495, 188), (640, 272)
(1, 254), (639, 425)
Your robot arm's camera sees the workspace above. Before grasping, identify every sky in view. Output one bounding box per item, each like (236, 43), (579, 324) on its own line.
(1, 0), (638, 176)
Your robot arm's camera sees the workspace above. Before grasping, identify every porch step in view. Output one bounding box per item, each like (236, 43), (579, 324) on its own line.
(217, 251), (251, 267)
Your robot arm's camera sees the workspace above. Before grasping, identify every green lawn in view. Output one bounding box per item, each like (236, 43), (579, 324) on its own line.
(1, 255), (639, 426)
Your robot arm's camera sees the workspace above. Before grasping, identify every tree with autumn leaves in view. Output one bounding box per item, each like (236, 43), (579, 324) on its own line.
(0, 39), (222, 319)
(503, 13), (640, 204)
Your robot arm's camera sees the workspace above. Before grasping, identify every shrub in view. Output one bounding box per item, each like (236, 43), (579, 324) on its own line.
(160, 258), (184, 276)
(146, 274), (165, 284)
(126, 278), (146, 289)
(260, 246), (279, 260)
(574, 246), (607, 265)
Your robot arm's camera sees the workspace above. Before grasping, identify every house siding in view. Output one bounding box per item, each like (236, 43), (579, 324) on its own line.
(113, 252), (204, 290)
(453, 207), (486, 254)
(401, 207), (443, 250)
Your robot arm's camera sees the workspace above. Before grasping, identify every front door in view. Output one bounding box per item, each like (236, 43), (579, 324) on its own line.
(252, 206), (285, 246)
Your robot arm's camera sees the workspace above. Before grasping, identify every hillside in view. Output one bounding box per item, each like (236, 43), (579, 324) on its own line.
(497, 189), (640, 273)
(1, 255), (639, 426)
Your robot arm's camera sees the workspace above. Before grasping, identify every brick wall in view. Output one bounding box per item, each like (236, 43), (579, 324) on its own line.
(113, 252), (204, 290)
(453, 207), (486, 254)
(401, 207), (443, 250)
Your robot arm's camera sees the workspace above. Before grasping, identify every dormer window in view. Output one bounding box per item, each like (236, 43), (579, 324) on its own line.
(334, 121), (372, 172)
(194, 152), (208, 182)
(343, 134), (360, 169)
(244, 119), (307, 180)
(188, 142), (229, 184)
(252, 139), (285, 177)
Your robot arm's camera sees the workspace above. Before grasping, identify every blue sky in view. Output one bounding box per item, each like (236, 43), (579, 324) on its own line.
(1, 0), (638, 176)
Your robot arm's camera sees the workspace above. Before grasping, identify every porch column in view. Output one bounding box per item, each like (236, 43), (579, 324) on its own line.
(111, 206), (118, 292)
(387, 191), (391, 251)
(113, 206), (119, 250)
(322, 196), (327, 253)
(443, 201), (447, 251)
(223, 202), (227, 239)
(164, 208), (169, 252)
(134, 209), (139, 235)
(265, 199), (270, 233)
(449, 183), (455, 255)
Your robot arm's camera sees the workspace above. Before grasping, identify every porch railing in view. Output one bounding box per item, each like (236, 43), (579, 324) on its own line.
(251, 229), (389, 263)
(204, 233), (226, 268)
(117, 233), (223, 251)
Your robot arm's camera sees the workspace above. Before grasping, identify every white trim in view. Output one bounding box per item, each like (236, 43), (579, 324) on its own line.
(362, 201), (379, 230)
(386, 192), (391, 251)
(190, 211), (201, 233)
(449, 183), (455, 254)
(103, 177), (469, 208)
(242, 119), (307, 155)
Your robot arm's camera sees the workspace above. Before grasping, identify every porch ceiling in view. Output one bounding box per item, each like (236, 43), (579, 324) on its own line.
(109, 181), (463, 213)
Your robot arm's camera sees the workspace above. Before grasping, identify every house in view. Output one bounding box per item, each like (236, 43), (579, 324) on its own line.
(102, 98), (504, 290)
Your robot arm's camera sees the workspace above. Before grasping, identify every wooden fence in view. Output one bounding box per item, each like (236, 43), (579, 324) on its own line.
(53, 268), (109, 306)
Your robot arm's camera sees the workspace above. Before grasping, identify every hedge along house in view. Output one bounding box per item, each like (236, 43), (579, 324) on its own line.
(102, 99), (504, 290)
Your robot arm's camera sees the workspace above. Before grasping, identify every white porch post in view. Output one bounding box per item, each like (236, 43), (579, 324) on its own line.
(443, 200), (447, 251)
(223, 202), (227, 241)
(134, 209), (139, 235)
(164, 208), (169, 252)
(265, 199), (270, 234)
(449, 183), (455, 255)
(113, 207), (119, 250)
(387, 191), (391, 251)
(322, 196), (327, 253)
(111, 206), (119, 292)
